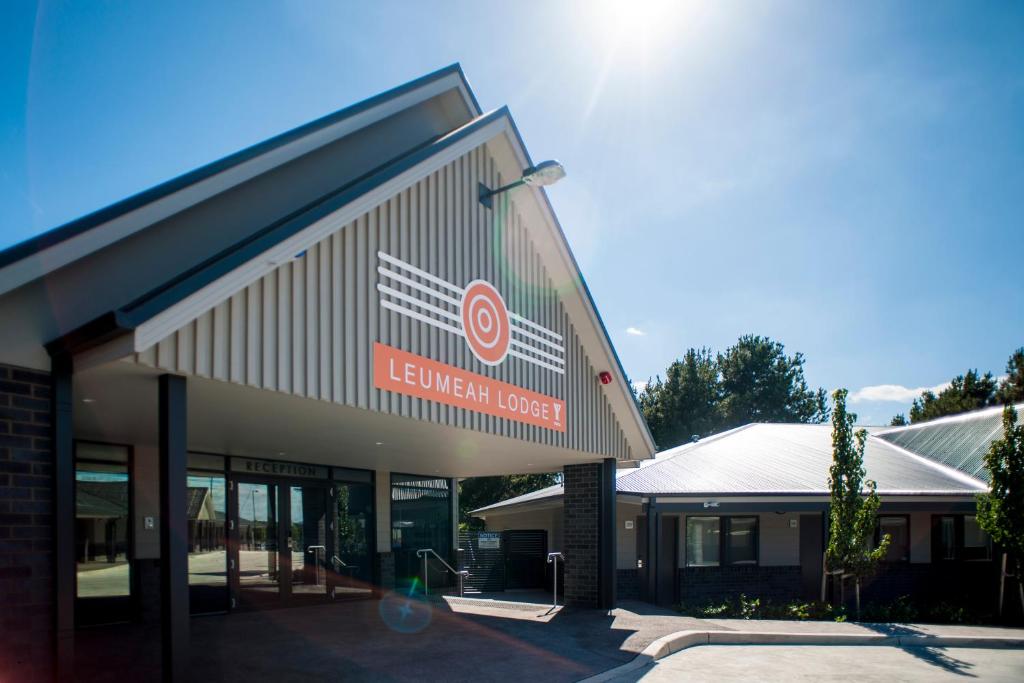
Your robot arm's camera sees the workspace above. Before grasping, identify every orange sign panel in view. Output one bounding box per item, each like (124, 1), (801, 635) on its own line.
(373, 343), (566, 433)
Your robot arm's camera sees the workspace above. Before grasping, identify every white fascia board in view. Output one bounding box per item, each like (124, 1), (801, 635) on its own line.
(0, 72), (470, 298)
(133, 116), (508, 351)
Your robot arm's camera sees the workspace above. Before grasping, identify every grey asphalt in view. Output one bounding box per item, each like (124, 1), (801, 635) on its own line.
(619, 645), (1024, 682)
(69, 597), (1024, 682)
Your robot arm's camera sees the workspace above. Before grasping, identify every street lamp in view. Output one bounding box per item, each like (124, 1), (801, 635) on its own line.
(478, 160), (566, 209)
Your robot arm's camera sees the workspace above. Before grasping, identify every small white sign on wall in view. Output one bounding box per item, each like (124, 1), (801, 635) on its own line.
(625, 520), (634, 530)
(790, 518), (798, 528)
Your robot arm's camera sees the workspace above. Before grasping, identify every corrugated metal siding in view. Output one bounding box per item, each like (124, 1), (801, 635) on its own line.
(134, 144), (631, 460)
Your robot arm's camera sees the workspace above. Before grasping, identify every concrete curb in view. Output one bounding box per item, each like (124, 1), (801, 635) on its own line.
(579, 630), (1024, 682)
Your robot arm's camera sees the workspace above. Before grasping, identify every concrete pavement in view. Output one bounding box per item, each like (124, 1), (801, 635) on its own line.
(618, 645), (1024, 682)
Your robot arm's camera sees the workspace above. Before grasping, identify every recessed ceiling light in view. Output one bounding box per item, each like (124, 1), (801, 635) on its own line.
(277, 451), (286, 456)
(82, 398), (96, 404)
(375, 442), (384, 446)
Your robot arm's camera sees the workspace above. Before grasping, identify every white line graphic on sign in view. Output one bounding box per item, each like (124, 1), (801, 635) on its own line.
(376, 251), (565, 374)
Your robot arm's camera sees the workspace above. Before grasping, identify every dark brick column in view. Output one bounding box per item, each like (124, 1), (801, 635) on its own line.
(563, 461), (616, 608)
(0, 364), (55, 682)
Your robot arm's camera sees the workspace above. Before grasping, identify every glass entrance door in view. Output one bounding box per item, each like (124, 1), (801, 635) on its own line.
(237, 482), (280, 607)
(288, 484), (329, 601)
(233, 480), (332, 608)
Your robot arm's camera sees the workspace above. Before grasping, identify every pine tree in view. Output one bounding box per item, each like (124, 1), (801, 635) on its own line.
(825, 389), (889, 618)
(996, 348), (1024, 405)
(889, 413), (908, 426)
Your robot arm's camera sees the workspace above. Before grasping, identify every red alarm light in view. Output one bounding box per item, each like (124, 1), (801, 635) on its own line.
(598, 371), (613, 385)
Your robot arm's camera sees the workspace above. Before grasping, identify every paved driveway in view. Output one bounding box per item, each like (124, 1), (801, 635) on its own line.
(620, 645), (1024, 682)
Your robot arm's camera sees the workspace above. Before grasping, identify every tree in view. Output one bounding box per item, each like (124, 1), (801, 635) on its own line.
(638, 347), (721, 449)
(825, 389), (889, 618)
(459, 473), (560, 528)
(889, 413), (908, 427)
(718, 335), (830, 428)
(996, 348), (1024, 405)
(910, 369), (998, 423)
(976, 405), (1024, 616)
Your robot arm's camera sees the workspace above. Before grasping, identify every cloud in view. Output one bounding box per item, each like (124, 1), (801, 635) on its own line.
(625, 327), (646, 336)
(849, 382), (950, 404)
(631, 380), (648, 394)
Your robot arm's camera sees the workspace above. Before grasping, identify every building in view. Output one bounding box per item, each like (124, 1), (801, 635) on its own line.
(0, 64), (656, 681)
(473, 407), (1019, 608)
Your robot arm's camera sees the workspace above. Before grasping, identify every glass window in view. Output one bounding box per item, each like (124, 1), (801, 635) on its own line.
(187, 469), (227, 613)
(391, 474), (452, 588)
(938, 516), (956, 561)
(335, 477), (374, 597)
(686, 517), (720, 567)
(75, 445), (131, 600)
(963, 515), (992, 561)
(878, 516), (909, 562)
(727, 517), (758, 565)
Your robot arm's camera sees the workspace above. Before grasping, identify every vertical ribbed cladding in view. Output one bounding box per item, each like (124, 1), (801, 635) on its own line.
(134, 144), (632, 460)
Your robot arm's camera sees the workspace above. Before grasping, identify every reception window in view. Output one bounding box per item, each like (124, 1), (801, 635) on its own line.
(187, 453), (227, 614)
(75, 442), (132, 625)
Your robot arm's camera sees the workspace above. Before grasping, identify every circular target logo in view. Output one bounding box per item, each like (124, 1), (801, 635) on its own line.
(460, 280), (510, 366)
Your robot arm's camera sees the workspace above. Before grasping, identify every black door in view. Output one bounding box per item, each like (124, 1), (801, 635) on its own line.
(656, 516), (678, 606)
(799, 513), (824, 601)
(504, 530), (547, 589)
(636, 516), (649, 601)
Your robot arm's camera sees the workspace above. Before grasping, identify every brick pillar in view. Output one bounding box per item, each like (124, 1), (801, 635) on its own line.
(563, 461), (616, 608)
(0, 364), (55, 682)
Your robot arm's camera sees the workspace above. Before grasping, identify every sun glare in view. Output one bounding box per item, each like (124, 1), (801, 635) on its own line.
(586, 0), (685, 56)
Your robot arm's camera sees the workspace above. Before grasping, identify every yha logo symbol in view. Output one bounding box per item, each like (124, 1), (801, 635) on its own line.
(376, 252), (565, 374)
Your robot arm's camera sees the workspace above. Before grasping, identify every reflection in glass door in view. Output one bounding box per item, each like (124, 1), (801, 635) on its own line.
(237, 482), (279, 606)
(335, 480), (374, 598)
(289, 485), (329, 600)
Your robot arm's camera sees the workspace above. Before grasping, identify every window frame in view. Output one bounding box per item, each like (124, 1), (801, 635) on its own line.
(933, 514), (993, 563)
(876, 514), (911, 563)
(684, 515), (760, 568)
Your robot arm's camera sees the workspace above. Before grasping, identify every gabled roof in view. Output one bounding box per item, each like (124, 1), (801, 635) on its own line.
(11, 65), (654, 459)
(616, 423), (984, 496)
(472, 421), (987, 516)
(0, 64), (480, 297)
(874, 402), (1023, 483)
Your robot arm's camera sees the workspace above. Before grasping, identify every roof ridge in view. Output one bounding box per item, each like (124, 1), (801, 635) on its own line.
(867, 434), (988, 490)
(876, 402), (1024, 434)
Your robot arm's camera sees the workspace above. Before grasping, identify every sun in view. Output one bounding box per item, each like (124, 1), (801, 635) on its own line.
(583, 0), (686, 56)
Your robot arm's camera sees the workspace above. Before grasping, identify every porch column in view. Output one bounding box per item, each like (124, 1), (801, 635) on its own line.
(599, 458), (616, 609)
(159, 374), (188, 681)
(645, 499), (659, 603)
(563, 459), (617, 608)
(53, 353), (75, 682)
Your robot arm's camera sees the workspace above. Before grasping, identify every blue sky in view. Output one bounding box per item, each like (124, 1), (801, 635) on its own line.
(2, 1), (1022, 425)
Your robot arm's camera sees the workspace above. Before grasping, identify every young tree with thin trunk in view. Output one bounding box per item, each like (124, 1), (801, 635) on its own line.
(825, 389), (889, 618)
(976, 405), (1024, 616)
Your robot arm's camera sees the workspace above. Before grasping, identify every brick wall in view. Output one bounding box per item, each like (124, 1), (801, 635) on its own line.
(0, 364), (55, 682)
(617, 568), (640, 601)
(563, 463), (600, 607)
(679, 565), (803, 605)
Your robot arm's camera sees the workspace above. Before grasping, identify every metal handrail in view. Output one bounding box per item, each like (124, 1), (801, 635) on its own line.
(416, 548), (469, 597)
(547, 552), (564, 609)
(331, 555), (359, 573)
(307, 545), (327, 586)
